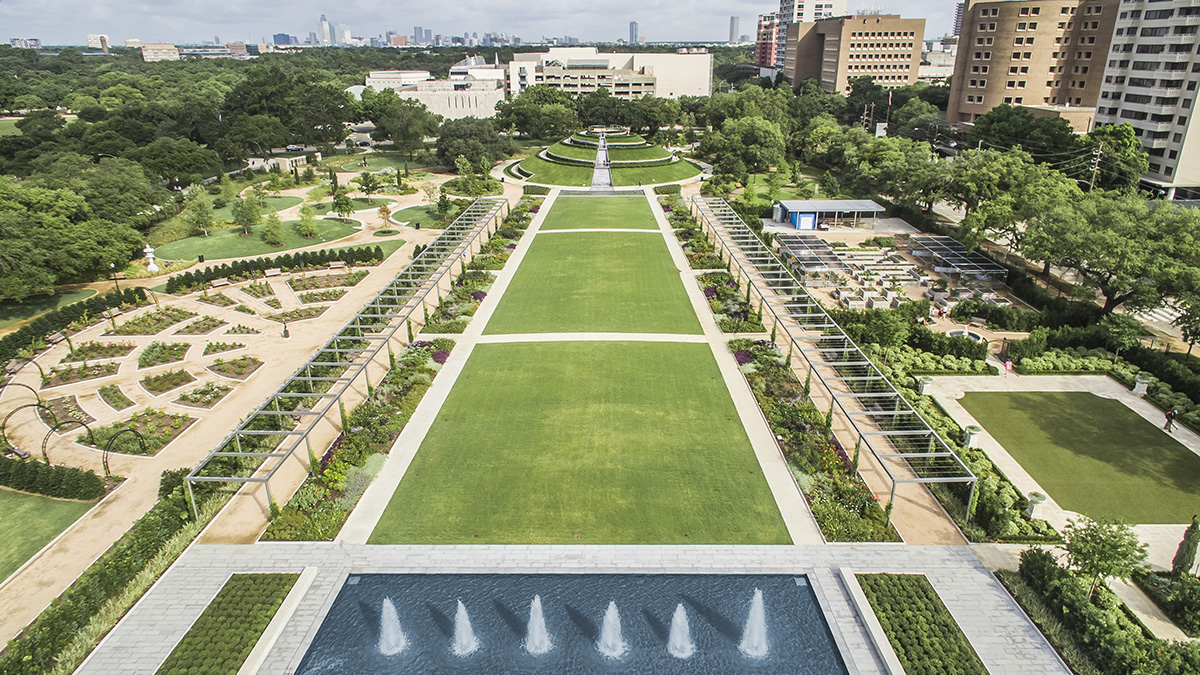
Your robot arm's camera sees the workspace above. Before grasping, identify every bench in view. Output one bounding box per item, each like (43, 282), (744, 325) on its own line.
(264, 268), (282, 277)
(210, 278), (230, 288)
(102, 309), (123, 320)
(970, 316), (987, 328)
(46, 332), (65, 345)
(328, 261), (347, 270)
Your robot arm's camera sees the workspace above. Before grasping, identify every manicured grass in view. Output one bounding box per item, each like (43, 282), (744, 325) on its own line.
(515, 155), (593, 187)
(539, 195), (658, 230)
(388, 204), (450, 229)
(338, 152), (433, 173)
(369, 341), (790, 544)
(612, 160), (702, 186)
(547, 141), (597, 161)
(308, 197), (393, 214)
(0, 119), (19, 136)
(155, 218), (358, 261)
(960, 391), (1200, 523)
(608, 144), (673, 161)
(0, 289), (96, 330)
(0, 488), (92, 582)
(213, 196), (300, 221)
(484, 232), (700, 334)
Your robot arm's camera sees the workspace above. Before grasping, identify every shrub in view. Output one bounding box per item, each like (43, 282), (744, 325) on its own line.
(858, 574), (988, 675)
(0, 456), (105, 500)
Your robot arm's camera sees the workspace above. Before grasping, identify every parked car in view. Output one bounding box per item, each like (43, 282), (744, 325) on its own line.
(285, 144), (303, 151)
(356, 140), (371, 147)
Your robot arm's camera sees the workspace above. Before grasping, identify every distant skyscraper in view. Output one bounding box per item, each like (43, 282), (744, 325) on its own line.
(85, 33), (108, 49)
(318, 15), (331, 46)
(10, 38), (42, 49)
(729, 16), (740, 43)
(273, 33), (293, 45)
(755, 13), (778, 69)
(952, 2), (965, 36)
(413, 26), (422, 43)
(424, 28), (432, 41)
(629, 21), (638, 44)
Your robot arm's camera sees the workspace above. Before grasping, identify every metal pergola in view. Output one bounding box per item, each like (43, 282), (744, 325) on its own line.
(691, 197), (977, 513)
(183, 198), (508, 517)
(776, 234), (852, 276)
(909, 235), (1008, 285)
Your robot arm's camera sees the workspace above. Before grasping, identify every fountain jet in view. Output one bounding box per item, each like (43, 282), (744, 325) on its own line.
(596, 601), (628, 659)
(667, 603), (695, 659)
(739, 588), (769, 659)
(452, 599), (479, 657)
(378, 597), (407, 656)
(524, 595), (553, 655)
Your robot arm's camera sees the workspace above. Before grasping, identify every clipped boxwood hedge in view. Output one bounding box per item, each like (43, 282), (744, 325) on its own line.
(155, 573), (298, 675)
(0, 455), (105, 500)
(858, 573), (988, 675)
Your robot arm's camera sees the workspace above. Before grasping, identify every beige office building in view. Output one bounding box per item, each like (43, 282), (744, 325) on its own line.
(141, 43), (180, 62)
(506, 47), (713, 99)
(783, 14), (925, 93)
(947, 0), (1118, 127)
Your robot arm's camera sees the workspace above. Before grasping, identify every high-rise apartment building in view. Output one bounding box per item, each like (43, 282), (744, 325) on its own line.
(630, 21), (639, 44)
(783, 14), (925, 93)
(9, 38), (41, 49)
(947, 0), (1117, 126)
(124, 38), (142, 48)
(775, 0), (847, 67)
(756, 13), (780, 68)
(508, 47), (711, 99)
(85, 33), (109, 49)
(954, 2), (966, 36)
(141, 43), (180, 62)
(1094, 0), (1200, 196)
(730, 16), (741, 43)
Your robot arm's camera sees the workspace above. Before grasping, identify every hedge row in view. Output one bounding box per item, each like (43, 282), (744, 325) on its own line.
(163, 246), (385, 294)
(0, 456), (105, 501)
(653, 184), (682, 195)
(858, 574), (987, 675)
(522, 185), (551, 196)
(0, 288), (147, 366)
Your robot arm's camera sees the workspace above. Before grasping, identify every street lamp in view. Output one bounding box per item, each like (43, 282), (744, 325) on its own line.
(109, 263), (121, 293)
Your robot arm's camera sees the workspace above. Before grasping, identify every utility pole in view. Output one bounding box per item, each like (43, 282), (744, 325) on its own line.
(1088, 141), (1104, 191)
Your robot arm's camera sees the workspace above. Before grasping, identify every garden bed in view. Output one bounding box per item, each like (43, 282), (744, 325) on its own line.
(154, 574), (298, 675)
(37, 395), (95, 428)
(858, 574), (987, 675)
(175, 316), (226, 335)
(105, 307), (197, 336)
(175, 382), (233, 409)
(140, 369), (197, 395)
(42, 361), (120, 388)
(207, 356), (263, 381)
(233, 304), (256, 315)
(266, 307), (327, 323)
(699, 273), (766, 333)
(263, 298), (282, 310)
(98, 384), (135, 411)
(1131, 570), (1200, 637)
(137, 342), (190, 369)
(298, 289), (347, 304)
(241, 281), (274, 299)
(203, 341), (245, 356)
(288, 270), (369, 291)
(82, 408), (196, 455)
(197, 292), (236, 308)
(60, 341), (135, 363)
(225, 324), (260, 335)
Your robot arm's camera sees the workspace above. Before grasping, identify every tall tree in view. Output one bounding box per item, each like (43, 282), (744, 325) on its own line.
(371, 94), (440, 170)
(183, 191), (214, 237)
(434, 117), (516, 169)
(230, 198), (261, 235)
(1173, 515), (1200, 577)
(1062, 517), (1148, 598)
(1083, 123), (1150, 192)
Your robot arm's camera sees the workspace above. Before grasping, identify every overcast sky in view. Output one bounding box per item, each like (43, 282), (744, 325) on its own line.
(3, 0), (955, 47)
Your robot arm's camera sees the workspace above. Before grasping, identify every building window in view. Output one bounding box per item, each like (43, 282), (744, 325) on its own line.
(1004, 96), (1014, 103)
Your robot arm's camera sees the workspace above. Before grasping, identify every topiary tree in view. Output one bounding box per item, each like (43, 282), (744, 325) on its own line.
(1063, 516), (1148, 597)
(1172, 515), (1200, 577)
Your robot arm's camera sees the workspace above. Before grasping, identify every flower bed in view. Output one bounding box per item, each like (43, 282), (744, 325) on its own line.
(137, 342), (190, 369)
(225, 324), (259, 335)
(288, 270), (369, 291)
(266, 307), (326, 323)
(263, 298), (282, 310)
(699, 272), (766, 333)
(233, 305), (255, 315)
(98, 384), (135, 411)
(663, 195), (726, 269)
(197, 292), (236, 308)
(263, 338), (455, 541)
(203, 341), (245, 356)
(141, 369), (196, 395)
(82, 408), (196, 455)
(241, 281), (274, 299)
(105, 307), (197, 336)
(730, 338), (898, 542)
(420, 271), (494, 334)
(175, 316), (226, 336)
(60, 341), (135, 363)
(175, 382), (233, 409)
(298, 289), (347, 304)
(858, 574), (987, 675)
(207, 356), (263, 381)
(154, 574), (298, 675)
(37, 395), (94, 427)
(42, 361), (119, 388)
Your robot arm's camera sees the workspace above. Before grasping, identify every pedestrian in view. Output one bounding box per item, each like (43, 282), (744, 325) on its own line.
(1004, 359), (1013, 377)
(1166, 409), (1178, 432)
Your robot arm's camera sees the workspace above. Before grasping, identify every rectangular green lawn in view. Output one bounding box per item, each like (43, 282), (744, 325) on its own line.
(960, 391), (1200, 523)
(0, 488), (92, 582)
(484, 231), (700, 334)
(368, 341), (790, 544)
(539, 195), (658, 230)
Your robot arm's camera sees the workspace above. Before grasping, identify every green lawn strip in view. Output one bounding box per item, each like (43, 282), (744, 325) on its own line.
(538, 195), (658, 230)
(307, 197), (393, 215)
(214, 196), (300, 221)
(155, 219), (358, 261)
(858, 573), (988, 675)
(959, 391), (1200, 523)
(612, 160), (702, 186)
(0, 289), (96, 330)
(339, 152), (433, 173)
(516, 155), (594, 187)
(0, 488), (92, 582)
(608, 145), (673, 162)
(547, 141), (597, 161)
(483, 232), (701, 335)
(154, 573), (299, 675)
(0, 119), (20, 136)
(369, 341), (790, 544)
